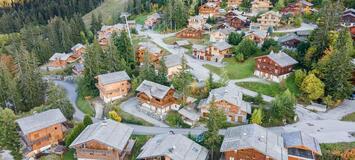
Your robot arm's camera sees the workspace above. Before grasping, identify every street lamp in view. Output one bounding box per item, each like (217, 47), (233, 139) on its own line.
(120, 12), (133, 45)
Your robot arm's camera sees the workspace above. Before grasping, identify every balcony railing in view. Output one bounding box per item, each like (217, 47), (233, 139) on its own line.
(77, 148), (113, 155)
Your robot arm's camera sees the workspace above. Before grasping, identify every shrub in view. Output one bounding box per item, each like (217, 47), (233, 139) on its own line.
(235, 53), (245, 62)
(65, 123), (85, 147)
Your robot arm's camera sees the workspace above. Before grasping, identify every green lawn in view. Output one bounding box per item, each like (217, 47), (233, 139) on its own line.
(341, 112), (355, 122)
(132, 13), (149, 25)
(82, 0), (129, 26)
(237, 82), (285, 97)
(76, 97), (95, 116)
(62, 149), (75, 160)
(203, 57), (256, 80)
(163, 34), (210, 45)
(320, 142), (355, 159)
(118, 109), (153, 126)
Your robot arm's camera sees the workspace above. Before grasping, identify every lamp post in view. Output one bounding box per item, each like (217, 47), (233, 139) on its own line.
(120, 12), (133, 45)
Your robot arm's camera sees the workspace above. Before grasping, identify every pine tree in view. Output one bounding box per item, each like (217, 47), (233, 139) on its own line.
(0, 62), (22, 112)
(113, 31), (134, 65)
(0, 108), (22, 160)
(156, 58), (169, 86)
(83, 115), (93, 126)
(15, 49), (46, 111)
(46, 84), (74, 120)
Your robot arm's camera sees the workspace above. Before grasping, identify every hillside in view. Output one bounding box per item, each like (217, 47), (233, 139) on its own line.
(82, 0), (129, 27)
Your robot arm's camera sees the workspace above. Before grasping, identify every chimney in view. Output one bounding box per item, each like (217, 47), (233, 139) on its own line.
(168, 146), (176, 153)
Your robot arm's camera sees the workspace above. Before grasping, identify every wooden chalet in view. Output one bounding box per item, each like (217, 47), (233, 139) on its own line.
(210, 28), (233, 42)
(251, 0), (272, 14)
(16, 109), (67, 158)
(227, 0), (243, 8)
(72, 63), (84, 75)
(188, 15), (207, 30)
(282, 131), (322, 160)
(342, 8), (355, 26)
(209, 41), (233, 62)
(281, 0), (314, 16)
(245, 30), (268, 44)
(176, 27), (204, 39)
(228, 15), (250, 30)
(48, 53), (72, 70)
(200, 83), (251, 123)
(136, 80), (179, 117)
(95, 71), (131, 103)
(199, 2), (220, 18)
(163, 54), (183, 80)
(221, 124), (288, 160)
(192, 44), (210, 61)
(97, 23), (126, 46)
(70, 120), (135, 160)
(278, 33), (306, 48)
(71, 43), (86, 58)
(144, 13), (161, 29)
(137, 134), (208, 160)
(257, 11), (282, 30)
(254, 51), (298, 82)
(136, 42), (163, 65)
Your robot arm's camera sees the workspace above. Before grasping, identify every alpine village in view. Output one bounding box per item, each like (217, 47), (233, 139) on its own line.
(1, 0), (355, 160)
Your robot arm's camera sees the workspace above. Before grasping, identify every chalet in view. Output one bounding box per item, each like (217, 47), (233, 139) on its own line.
(98, 23), (126, 46)
(16, 109), (67, 158)
(174, 40), (190, 47)
(278, 33), (306, 48)
(178, 107), (200, 126)
(176, 27), (204, 39)
(145, 13), (161, 29)
(217, 22), (234, 30)
(251, 0), (273, 14)
(95, 71), (131, 103)
(164, 54), (183, 80)
(188, 15), (207, 30)
(225, 10), (242, 21)
(70, 119), (135, 160)
(199, 2), (220, 18)
(136, 80), (179, 117)
(200, 83), (251, 123)
(48, 53), (72, 70)
(192, 44), (210, 61)
(209, 41), (233, 62)
(71, 43), (86, 57)
(210, 28), (233, 42)
(282, 131), (322, 160)
(281, 0), (314, 15)
(72, 63), (84, 75)
(342, 8), (355, 26)
(228, 15), (250, 30)
(245, 30), (268, 44)
(254, 51), (298, 82)
(136, 42), (163, 65)
(220, 124), (288, 160)
(257, 11), (282, 30)
(227, 0), (243, 8)
(137, 134), (208, 160)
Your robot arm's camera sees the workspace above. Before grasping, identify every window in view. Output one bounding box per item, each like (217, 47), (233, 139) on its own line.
(229, 157), (235, 160)
(34, 133), (39, 138)
(54, 127), (57, 130)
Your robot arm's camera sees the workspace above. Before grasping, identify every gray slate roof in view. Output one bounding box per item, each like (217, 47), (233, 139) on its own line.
(282, 131), (322, 154)
(178, 107), (200, 121)
(192, 44), (207, 51)
(70, 119), (133, 151)
(49, 53), (72, 61)
(97, 71), (131, 85)
(71, 43), (85, 51)
(136, 80), (171, 99)
(221, 124), (288, 160)
(212, 41), (233, 51)
(175, 40), (190, 46)
(139, 42), (162, 54)
(206, 83), (251, 114)
(164, 54), (182, 68)
(278, 33), (305, 43)
(137, 134), (208, 160)
(16, 109), (67, 135)
(267, 51), (298, 67)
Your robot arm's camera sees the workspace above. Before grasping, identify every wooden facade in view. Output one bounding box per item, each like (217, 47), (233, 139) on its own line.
(25, 123), (65, 152)
(96, 80), (130, 103)
(74, 140), (121, 160)
(257, 11), (281, 30)
(199, 2), (220, 18)
(201, 100), (248, 123)
(227, 0), (242, 7)
(286, 145), (320, 160)
(137, 89), (176, 109)
(255, 56), (293, 77)
(224, 149), (274, 160)
(135, 46), (163, 65)
(176, 28), (204, 39)
(251, 0), (272, 14)
(280, 38), (302, 48)
(229, 16), (249, 30)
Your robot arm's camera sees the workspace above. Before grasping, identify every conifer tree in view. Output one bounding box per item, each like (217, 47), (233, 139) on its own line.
(0, 108), (22, 160)
(0, 62), (22, 112)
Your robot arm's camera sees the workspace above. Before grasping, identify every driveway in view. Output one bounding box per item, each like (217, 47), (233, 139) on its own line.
(120, 97), (169, 127)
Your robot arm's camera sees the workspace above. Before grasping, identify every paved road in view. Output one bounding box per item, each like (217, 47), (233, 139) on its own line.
(274, 23), (317, 33)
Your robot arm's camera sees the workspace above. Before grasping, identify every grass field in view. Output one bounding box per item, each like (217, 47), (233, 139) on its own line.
(163, 34), (210, 45)
(62, 149), (75, 160)
(203, 57), (256, 80)
(341, 112), (355, 122)
(82, 0), (129, 27)
(76, 96), (95, 116)
(320, 142), (355, 159)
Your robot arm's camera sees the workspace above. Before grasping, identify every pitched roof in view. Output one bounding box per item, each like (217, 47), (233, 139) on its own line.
(49, 53), (72, 61)
(136, 80), (172, 99)
(206, 83), (251, 114)
(137, 134), (208, 160)
(192, 44), (207, 51)
(221, 124), (288, 160)
(71, 43), (85, 51)
(175, 40), (190, 46)
(282, 131), (321, 155)
(16, 109), (67, 135)
(178, 107), (200, 121)
(164, 54), (182, 68)
(261, 10), (282, 18)
(97, 71), (131, 85)
(266, 51), (298, 67)
(70, 120), (133, 151)
(214, 28), (234, 36)
(138, 42), (162, 54)
(246, 30), (268, 38)
(300, 0), (313, 6)
(212, 41), (233, 51)
(278, 33), (305, 43)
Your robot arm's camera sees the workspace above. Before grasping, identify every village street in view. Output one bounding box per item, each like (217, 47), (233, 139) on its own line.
(53, 27), (355, 144)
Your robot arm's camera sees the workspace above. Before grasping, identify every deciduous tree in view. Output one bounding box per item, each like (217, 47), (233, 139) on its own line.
(300, 74), (324, 101)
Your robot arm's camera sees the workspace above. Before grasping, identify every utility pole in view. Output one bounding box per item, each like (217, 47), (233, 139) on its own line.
(120, 12), (133, 45)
